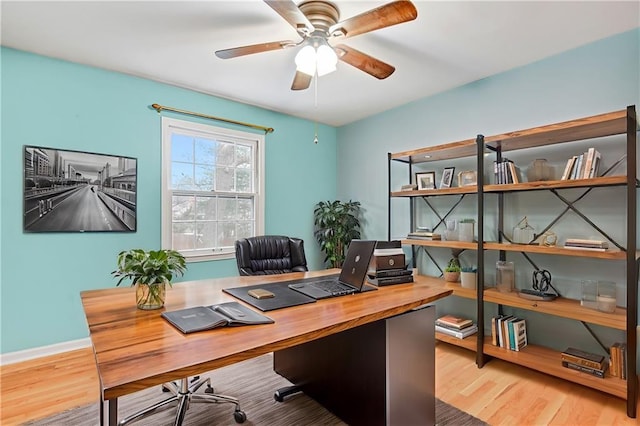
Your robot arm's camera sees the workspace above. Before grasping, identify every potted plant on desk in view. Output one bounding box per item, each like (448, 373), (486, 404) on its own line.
(112, 249), (187, 310)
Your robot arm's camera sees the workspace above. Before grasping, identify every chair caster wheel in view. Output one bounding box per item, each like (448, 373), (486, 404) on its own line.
(274, 392), (284, 403)
(234, 410), (247, 423)
(204, 385), (215, 394)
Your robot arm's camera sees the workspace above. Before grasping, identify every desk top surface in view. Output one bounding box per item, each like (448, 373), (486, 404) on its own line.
(81, 270), (451, 400)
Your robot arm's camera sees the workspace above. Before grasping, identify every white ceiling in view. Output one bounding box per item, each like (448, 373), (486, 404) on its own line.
(2, 1), (639, 127)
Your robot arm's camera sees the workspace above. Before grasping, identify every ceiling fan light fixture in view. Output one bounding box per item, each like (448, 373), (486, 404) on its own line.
(316, 44), (337, 76)
(295, 44), (317, 76)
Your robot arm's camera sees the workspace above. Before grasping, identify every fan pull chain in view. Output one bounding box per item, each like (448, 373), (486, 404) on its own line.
(313, 73), (319, 144)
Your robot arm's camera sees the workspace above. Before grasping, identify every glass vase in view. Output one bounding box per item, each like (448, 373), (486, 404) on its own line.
(136, 282), (167, 310)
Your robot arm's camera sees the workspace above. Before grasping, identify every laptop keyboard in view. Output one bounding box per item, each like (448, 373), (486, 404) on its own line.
(310, 280), (354, 296)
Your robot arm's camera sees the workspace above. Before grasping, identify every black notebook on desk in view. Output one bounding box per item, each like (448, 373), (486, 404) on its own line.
(162, 301), (274, 334)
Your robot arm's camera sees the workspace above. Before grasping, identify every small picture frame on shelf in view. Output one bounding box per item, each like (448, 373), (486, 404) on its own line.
(458, 170), (477, 187)
(440, 167), (455, 188)
(416, 172), (436, 190)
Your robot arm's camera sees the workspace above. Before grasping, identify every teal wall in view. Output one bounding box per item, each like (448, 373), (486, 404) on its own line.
(337, 29), (640, 368)
(0, 47), (337, 353)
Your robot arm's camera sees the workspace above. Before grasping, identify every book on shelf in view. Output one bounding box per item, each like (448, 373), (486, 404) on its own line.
(561, 156), (578, 180)
(561, 148), (602, 180)
(435, 324), (478, 339)
(436, 314), (474, 330)
(561, 352), (606, 370)
(161, 301), (274, 334)
(562, 347), (605, 365)
(564, 239), (609, 251)
(490, 315), (527, 351)
(609, 342), (628, 380)
(407, 232), (441, 240)
(563, 245), (607, 252)
(561, 360), (608, 379)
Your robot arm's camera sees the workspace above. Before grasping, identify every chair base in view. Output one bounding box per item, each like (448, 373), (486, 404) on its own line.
(118, 376), (246, 425)
(273, 385), (302, 402)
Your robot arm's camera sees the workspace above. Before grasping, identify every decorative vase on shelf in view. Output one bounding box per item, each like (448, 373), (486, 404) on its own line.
(526, 159), (553, 181)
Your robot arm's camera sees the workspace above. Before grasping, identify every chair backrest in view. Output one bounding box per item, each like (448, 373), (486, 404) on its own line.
(234, 235), (309, 276)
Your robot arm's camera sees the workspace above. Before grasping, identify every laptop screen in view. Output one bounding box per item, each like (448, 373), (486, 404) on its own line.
(338, 240), (377, 290)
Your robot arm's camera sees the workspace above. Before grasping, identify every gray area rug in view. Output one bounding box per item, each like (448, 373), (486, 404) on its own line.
(28, 353), (486, 426)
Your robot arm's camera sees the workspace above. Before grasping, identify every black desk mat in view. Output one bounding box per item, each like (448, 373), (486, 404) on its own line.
(223, 275), (338, 311)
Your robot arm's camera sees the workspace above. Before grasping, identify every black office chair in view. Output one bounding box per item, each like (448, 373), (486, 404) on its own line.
(118, 376), (246, 425)
(234, 235), (308, 276)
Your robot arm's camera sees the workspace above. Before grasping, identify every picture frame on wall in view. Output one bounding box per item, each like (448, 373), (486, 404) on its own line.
(440, 167), (455, 188)
(23, 145), (137, 233)
(416, 171), (437, 190)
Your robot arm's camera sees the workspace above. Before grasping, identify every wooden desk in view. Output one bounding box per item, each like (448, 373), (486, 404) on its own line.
(81, 270), (451, 425)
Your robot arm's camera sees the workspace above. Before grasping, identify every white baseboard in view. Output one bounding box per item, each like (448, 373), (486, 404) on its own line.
(0, 338), (91, 366)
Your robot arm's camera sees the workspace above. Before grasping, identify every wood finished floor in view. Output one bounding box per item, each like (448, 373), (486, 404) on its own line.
(1, 342), (638, 425)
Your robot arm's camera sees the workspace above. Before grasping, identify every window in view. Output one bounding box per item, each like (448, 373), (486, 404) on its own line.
(161, 117), (264, 261)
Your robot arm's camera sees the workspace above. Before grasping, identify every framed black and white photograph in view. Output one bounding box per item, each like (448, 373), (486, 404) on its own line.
(440, 167), (455, 188)
(24, 145), (137, 232)
(458, 170), (478, 187)
(416, 171), (436, 190)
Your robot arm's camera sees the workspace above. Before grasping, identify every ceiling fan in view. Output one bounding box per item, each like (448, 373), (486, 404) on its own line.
(214, 0), (418, 90)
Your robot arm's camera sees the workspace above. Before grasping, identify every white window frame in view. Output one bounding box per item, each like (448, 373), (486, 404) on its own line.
(161, 117), (265, 262)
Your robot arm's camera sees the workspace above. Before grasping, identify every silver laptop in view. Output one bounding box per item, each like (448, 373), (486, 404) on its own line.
(288, 240), (377, 300)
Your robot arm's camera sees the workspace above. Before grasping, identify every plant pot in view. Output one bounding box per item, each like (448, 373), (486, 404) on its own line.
(444, 271), (460, 282)
(460, 272), (477, 289)
(136, 282), (166, 310)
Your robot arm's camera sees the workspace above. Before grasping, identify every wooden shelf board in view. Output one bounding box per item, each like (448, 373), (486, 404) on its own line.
(484, 175), (627, 192)
(391, 186), (477, 197)
(483, 242), (626, 260)
(483, 109), (628, 152)
(483, 287), (626, 330)
(435, 332), (477, 350)
(402, 239), (478, 250)
(482, 338), (628, 399)
(390, 139), (478, 163)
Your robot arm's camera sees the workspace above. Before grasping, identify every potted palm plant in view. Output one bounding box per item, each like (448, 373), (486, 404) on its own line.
(112, 249), (187, 310)
(313, 200), (361, 268)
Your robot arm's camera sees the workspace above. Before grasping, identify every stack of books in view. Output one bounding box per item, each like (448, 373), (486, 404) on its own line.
(493, 158), (520, 184)
(609, 342), (627, 379)
(407, 231), (441, 240)
(367, 241), (414, 286)
(491, 315), (527, 351)
(560, 147), (601, 180)
(561, 347), (608, 378)
(435, 315), (478, 339)
(564, 238), (609, 252)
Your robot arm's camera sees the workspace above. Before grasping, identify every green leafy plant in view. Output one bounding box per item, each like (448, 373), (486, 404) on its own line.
(445, 257), (461, 272)
(313, 200), (361, 268)
(461, 266), (477, 273)
(112, 249), (187, 308)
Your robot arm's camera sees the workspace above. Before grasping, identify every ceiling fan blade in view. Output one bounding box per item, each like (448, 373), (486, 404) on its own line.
(291, 71), (313, 90)
(264, 0), (314, 35)
(215, 40), (297, 59)
(329, 0), (417, 39)
(334, 44), (395, 79)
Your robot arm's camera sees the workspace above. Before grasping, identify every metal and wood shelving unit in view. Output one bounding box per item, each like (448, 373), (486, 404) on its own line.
(387, 106), (638, 417)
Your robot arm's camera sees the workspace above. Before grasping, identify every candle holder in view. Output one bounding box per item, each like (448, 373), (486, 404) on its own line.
(596, 281), (616, 313)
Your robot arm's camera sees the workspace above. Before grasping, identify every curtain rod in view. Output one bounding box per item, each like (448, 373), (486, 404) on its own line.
(151, 103), (274, 134)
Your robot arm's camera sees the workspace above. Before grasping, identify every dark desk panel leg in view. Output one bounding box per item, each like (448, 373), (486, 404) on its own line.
(274, 306), (435, 426)
(108, 398), (118, 426)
